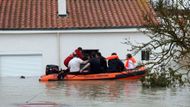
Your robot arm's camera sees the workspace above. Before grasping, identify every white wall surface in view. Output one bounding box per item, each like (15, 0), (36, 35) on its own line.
(0, 55), (43, 77)
(0, 34), (59, 72)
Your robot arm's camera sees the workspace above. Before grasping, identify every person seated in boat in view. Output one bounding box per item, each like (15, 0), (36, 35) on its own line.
(97, 52), (107, 72)
(80, 54), (91, 73)
(80, 52), (102, 74)
(107, 53), (125, 72)
(64, 47), (83, 67)
(68, 53), (88, 74)
(125, 53), (137, 70)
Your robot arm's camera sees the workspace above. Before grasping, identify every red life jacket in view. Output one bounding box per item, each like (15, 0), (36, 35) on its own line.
(106, 55), (119, 60)
(63, 49), (83, 67)
(125, 57), (136, 69)
(64, 54), (74, 67)
(75, 49), (83, 59)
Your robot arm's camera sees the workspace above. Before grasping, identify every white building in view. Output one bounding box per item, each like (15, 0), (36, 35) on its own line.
(0, 0), (156, 77)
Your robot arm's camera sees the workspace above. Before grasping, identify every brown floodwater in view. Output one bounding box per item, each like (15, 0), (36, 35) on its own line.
(0, 77), (189, 107)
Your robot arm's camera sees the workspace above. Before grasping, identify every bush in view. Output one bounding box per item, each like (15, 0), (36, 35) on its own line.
(140, 68), (187, 88)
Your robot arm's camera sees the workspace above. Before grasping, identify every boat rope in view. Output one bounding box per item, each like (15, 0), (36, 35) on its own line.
(25, 91), (44, 104)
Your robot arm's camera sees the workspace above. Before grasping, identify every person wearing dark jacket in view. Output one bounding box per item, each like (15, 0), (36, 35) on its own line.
(80, 52), (102, 74)
(97, 52), (107, 72)
(107, 53), (125, 72)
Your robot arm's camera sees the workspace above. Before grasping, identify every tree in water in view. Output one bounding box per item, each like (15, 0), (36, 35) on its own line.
(125, 0), (190, 87)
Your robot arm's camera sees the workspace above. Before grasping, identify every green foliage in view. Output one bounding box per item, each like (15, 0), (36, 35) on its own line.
(140, 68), (187, 88)
(124, 0), (190, 87)
(136, 0), (190, 88)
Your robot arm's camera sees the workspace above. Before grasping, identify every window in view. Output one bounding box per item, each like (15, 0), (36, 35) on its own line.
(141, 50), (150, 61)
(82, 49), (99, 60)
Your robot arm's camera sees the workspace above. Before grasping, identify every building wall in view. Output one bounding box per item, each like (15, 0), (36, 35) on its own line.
(0, 34), (59, 72)
(60, 32), (150, 68)
(0, 30), (150, 76)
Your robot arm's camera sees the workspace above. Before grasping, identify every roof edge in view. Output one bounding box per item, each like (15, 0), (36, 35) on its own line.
(0, 28), (146, 34)
(0, 26), (145, 30)
(0, 27), (146, 34)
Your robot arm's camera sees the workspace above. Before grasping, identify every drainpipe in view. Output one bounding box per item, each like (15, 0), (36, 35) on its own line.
(57, 32), (61, 68)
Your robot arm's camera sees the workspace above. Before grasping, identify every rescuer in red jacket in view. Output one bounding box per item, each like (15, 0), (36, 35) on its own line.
(64, 47), (83, 67)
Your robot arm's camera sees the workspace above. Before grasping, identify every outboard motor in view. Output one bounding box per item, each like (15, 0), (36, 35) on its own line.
(45, 65), (59, 75)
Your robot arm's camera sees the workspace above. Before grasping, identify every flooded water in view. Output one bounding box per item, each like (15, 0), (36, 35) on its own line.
(0, 77), (190, 107)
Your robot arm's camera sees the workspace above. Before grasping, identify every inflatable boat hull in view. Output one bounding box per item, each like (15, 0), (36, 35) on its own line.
(39, 67), (146, 81)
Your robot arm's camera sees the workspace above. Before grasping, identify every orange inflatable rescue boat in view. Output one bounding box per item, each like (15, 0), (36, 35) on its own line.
(39, 66), (146, 81)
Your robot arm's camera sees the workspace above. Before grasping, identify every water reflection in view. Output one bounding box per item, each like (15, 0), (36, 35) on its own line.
(41, 80), (141, 102)
(40, 80), (190, 107)
(0, 77), (189, 107)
